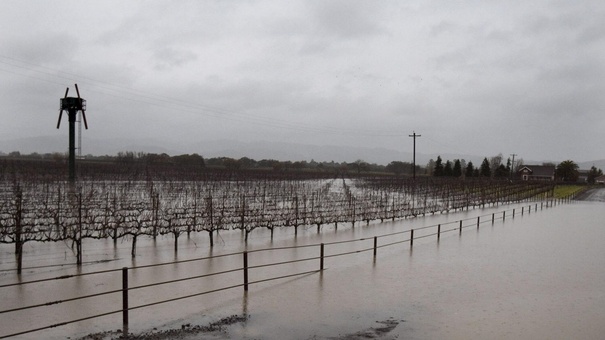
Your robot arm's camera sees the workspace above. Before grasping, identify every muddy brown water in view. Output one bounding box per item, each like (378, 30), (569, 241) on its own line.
(2, 198), (605, 339)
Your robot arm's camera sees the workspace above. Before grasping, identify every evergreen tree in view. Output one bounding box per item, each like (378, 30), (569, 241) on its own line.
(480, 158), (491, 177)
(453, 159), (462, 177)
(434, 156), (444, 177)
(444, 160), (453, 176)
(465, 161), (474, 178)
(495, 164), (508, 178)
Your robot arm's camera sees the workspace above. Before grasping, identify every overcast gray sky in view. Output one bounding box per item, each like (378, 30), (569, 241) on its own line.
(1, 0), (604, 162)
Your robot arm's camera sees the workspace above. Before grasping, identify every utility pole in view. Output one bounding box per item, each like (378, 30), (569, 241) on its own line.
(510, 153), (517, 180)
(409, 131), (421, 179)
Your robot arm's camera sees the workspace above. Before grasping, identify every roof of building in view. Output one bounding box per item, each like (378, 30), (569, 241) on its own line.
(518, 165), (556, 177)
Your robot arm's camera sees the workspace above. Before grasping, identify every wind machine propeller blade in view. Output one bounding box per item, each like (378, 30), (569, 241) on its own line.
(57, 87), (69, 129)
(56, 109), (63, 129)
(82, 111), (89, 130)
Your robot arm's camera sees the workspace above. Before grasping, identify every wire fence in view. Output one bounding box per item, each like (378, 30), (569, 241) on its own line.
(0, 196), (574, 339)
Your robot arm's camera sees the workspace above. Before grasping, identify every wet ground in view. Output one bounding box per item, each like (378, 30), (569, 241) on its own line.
(574, 186), (605, 201)
(3, 194), (605, 339)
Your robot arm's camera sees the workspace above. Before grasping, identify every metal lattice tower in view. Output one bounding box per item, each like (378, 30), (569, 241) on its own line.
(78, 111), (82, 159)
(57, 84), (88, 182)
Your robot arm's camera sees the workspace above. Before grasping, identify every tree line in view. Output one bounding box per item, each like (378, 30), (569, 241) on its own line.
(427, 153), (520, 179)
(428, 155), (603, 184)
(1, 151), (425, 177)
(3, 151), (602, 182)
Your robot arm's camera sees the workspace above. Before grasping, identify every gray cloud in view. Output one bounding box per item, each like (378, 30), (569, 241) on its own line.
(1, 0), (604, 163)
(307, 0), (386, 39)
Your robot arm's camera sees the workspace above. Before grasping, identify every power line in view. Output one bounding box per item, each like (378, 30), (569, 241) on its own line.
(0, 54), (404, 138)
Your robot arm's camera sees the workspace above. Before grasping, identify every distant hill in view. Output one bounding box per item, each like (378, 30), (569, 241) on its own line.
(190, 139), (484, 166)
(2, 136), (602, 168)
(578, 160), (605, 171)
(0, 135), (177, 157)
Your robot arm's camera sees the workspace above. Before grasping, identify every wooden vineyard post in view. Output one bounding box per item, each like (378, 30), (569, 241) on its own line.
(15, 189), (23, 275)
(77, 192), (83, 265)
(437, 224), (441, 241)
(459, 220), (462, 235)
(152, 194), (159, 239)
(503, 211), (506, 222)
(477, 216), (480, 229)
(410, 229), (414, 247)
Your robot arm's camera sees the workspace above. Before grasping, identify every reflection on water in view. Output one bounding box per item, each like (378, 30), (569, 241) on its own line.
(2, 201), (605, 339)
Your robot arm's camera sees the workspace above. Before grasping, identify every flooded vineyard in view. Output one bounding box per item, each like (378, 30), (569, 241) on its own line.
(0, 176), (554, 273)
(0, 172), (571, 339)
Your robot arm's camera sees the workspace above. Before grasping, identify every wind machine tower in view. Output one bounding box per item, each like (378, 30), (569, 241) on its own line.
(57, 84), (88, 182)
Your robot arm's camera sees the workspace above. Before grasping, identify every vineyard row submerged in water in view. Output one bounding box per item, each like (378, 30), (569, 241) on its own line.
(0, 177), (554, 272)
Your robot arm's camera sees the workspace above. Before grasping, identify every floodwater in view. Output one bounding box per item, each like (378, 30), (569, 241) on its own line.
(2, 198), (605, 339)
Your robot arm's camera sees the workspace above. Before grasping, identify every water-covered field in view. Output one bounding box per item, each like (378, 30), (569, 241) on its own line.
(2, 194), (604, 339)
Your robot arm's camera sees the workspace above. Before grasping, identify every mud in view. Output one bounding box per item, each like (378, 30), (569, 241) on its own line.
(77, 316), (403, 340)
(327, 318), (403, 339)
(77, 314), (248, 340)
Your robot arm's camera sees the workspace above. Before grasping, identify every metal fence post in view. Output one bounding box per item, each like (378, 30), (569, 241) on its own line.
(437, 224), (441, 241)
(477, 216), (480, 229)
(320, 243), (324, 270)
(459, 220), (462, 235)
(243, 251), (249, 291)
(373, 236), (377, 256)
(410, 229), (414, 246)
(503, 211), (506, 221)
(122, 267), (129, 336)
